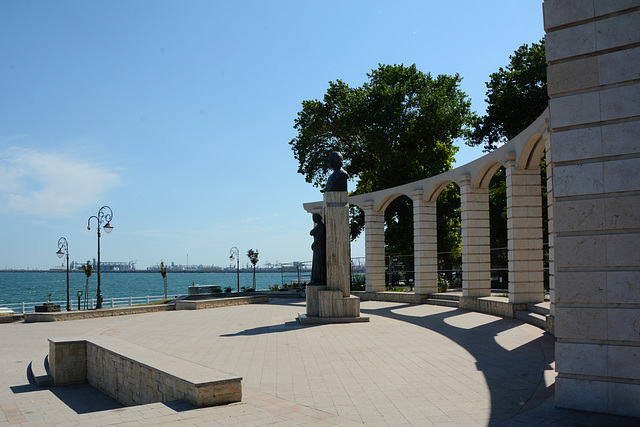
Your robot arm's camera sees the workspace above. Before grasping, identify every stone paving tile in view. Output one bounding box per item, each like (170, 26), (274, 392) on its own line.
(1, 299), (639, 426)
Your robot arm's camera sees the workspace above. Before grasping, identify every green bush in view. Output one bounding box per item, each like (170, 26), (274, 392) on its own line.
(437, 278), (448, 293)
(351, 274), (366, 291)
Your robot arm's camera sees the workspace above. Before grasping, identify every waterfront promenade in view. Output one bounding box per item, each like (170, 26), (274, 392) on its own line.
(1, 299), (637, 426)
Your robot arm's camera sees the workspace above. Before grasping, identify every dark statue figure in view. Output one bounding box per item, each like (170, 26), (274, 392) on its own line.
(325, 151), (348, 192)
(309, 212), (326, 285)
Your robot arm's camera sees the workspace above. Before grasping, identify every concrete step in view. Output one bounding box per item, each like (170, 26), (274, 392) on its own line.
(423, 298), (459, 308)
(515, 310), (547, 330)
(28, 355), (53, 387)
(428, 293), (461, 301)
(526, 302), (550, 316)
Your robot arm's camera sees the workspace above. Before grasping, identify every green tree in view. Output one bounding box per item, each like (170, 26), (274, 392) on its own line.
(81, 261), (92, 310)
(436, 184), (461, 281)
(467, 39), (547, 151)
(290, 64), (475, 254)
(467, 40), (549, 288)
(247, 249), (259, 289)
(159, 261), (168, 299)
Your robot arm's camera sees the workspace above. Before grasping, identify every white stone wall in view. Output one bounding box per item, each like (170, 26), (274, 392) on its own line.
(412, 193), (438, 295)
(545, 0), (640, 417)
(459, 176), (492, 297)
(49, 337), (242, 408)
(48, 339), (87, 386)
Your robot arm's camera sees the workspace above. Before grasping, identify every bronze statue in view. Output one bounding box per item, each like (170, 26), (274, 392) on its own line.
(309, 212), (326, 285)
(325, 151), (348, 192)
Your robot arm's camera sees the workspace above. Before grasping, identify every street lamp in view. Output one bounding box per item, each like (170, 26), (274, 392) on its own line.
(87, 206), (113, 309)
(229, 246), (240, 292)
(56, 237), (70, 311)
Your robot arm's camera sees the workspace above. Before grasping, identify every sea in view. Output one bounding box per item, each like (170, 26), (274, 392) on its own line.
(0, 270), (309, 311)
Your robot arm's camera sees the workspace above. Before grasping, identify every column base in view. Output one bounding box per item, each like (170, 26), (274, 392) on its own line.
(301, 288), (369, 324)
(298, 313), (370, 324)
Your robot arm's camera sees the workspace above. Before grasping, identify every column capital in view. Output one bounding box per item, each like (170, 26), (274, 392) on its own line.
(502, 152), (516, 168)
(411, 189), (424, 201)
(361, 199), (375, 211)
(457, 174), (471, 187)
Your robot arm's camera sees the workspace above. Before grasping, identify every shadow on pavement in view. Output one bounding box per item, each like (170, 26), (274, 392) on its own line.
(359, 303), (554, 426)
(220, 319), (306, 336)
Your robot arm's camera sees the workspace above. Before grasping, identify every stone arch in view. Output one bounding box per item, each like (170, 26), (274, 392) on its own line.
(473, 161), (504, 189)
(376, 192), (412, 212)
(518, 131), (548, 170)
(425, 180), (456, 203)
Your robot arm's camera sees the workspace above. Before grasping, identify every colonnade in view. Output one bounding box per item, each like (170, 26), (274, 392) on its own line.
(306, 109), (551, 305)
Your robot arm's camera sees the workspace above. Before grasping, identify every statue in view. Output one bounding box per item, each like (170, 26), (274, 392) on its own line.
(325, 151), (348, 192)
(309, 212), (326, 285)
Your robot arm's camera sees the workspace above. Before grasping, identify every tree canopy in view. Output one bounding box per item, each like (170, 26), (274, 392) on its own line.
(290, 64), (475, 248)
(469, 40), (549, 289)
(467, 39), (547, 151)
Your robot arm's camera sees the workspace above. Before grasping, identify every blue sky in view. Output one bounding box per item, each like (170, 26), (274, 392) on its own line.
(1, 0), (544, 270)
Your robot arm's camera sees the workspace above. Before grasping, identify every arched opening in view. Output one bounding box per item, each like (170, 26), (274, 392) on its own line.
(489, 166), (508, 290)
(436, 183), (461, 290)
(383, 195), (414, 290)
(349, 205), (366, 290)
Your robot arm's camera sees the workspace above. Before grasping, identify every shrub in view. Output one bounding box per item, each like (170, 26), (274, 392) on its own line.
(438, 278), (449, 293)
(351, 274), (366, 291)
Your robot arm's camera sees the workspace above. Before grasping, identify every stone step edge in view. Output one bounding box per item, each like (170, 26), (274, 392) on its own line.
(28, 355), (53, 387)
(526, 303), (551, 316)
(423, 299), (460, 307)
(427, 293), (461, 301)
(515, 310), (547, 329)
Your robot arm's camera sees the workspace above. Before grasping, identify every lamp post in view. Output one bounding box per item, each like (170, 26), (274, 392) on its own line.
(229, 246), (240, 292)
(87, 206), (113, 309)
(56, 237), (70, 311)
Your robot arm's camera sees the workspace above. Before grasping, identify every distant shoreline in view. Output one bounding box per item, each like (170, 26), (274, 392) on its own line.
(0, 269), (313, 274)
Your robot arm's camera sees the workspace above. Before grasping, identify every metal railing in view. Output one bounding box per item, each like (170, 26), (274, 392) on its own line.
(1, 294), (176, 314)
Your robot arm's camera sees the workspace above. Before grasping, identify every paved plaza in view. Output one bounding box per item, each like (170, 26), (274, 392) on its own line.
(1, 299), (638, 426)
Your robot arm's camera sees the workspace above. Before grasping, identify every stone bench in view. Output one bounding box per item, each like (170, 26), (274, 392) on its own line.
(25, 304), (173, 323)
(175, 295), (268, 310)
(48, 336), (242, 407)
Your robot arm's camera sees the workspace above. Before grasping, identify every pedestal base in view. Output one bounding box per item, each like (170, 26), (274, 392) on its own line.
(319, 290), (360, 317)
(302, 287), (369, 324)
(305, 284), (326, 316)
(297, 313), (370, 324)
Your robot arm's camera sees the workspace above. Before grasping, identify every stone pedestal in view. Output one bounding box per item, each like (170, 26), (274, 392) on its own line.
(325, 192), (351, 297)
(299, 191), (369, 324)
(305, 284), (326, 316)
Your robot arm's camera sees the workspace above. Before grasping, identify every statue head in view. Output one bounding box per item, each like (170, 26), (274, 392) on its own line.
(328, 151), (343, 171)
(325, 151), (348, 192)
(312, 212), (323, 224)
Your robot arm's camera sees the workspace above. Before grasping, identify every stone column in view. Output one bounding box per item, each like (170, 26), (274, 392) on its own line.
(324, 191), (350, 297)
(363, 201), (385, 292)
(412, 191), (438, 295)
(545, 0), (640, 417)
(545, 135), (555, 321)
(459, 175), (491, 297)
(505, 162), (544, 304)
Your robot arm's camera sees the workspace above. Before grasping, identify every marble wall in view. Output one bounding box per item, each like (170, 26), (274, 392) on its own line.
(544, 0), (640, 417)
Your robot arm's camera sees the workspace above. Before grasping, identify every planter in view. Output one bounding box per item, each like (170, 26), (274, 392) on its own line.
(35, 302), (61, 313)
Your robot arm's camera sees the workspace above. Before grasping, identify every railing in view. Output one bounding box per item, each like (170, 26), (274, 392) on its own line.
(279, 257), (367, 288)
(1, 294), (177, 314)
(280, 262), (311, 287)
